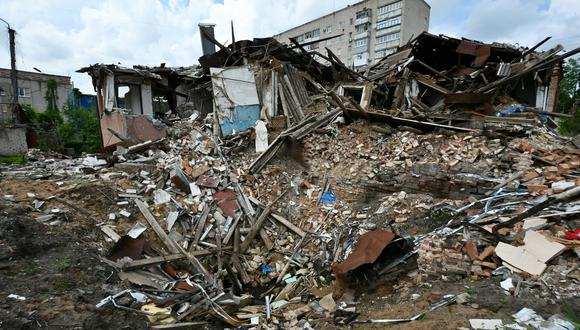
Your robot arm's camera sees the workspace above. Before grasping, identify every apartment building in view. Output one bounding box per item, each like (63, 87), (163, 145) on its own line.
(0, 68), (72, 120)
(274, 0), (430, 69)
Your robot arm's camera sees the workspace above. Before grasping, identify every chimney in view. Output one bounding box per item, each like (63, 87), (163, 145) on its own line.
(199, 23), (216, 56)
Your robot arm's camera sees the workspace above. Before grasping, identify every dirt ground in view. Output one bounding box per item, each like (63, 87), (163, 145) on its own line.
(0, 175), (577, 329)
(0, 178), (146, 329)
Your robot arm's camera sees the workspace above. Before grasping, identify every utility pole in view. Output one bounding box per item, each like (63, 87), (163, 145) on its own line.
(1, 18), (19, 124)
(8, 27), (18, 123)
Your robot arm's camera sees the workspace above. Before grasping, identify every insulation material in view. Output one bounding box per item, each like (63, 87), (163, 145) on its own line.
(255, 120), (268, 153)
(210, 66), (260, 136)
(103, 73), (116, 112)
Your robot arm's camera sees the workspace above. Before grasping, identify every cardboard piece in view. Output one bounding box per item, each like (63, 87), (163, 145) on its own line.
(495, 231), (566, 275)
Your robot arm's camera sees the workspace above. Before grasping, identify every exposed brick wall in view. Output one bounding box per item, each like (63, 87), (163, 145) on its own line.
(375, 162), (497, 199)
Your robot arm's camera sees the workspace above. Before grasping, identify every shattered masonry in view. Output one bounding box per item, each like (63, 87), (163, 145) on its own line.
(1, 31), (579, 329)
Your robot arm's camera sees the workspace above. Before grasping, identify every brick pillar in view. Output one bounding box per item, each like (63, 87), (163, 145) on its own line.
(545, 60), (562, 112)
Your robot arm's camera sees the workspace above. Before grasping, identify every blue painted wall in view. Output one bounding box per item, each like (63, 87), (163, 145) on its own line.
(219, 104), (260, 136)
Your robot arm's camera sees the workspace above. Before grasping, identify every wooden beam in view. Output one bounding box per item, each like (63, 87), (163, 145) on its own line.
(136, 199), (180, 254)
(136, 199), (211, 280)
(270, 213), (306, 238)
(239, 191), (287, 253)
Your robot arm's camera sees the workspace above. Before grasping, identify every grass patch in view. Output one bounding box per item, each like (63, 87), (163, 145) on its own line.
(51, 276), (75, 290)
(0, 155), (26, 165)
(56, 257), (71, 272)
(563, 304), (580, 328)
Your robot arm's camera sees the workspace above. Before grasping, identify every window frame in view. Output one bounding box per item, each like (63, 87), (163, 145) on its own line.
(376, 16), (401, 30)
(18, 87), (31, 98)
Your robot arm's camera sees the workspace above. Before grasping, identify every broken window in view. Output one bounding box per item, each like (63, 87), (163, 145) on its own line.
(304, 29), (320, 40)
(152, 95), (170, 114)
(356, 24), (370, 33)
(323, 25), (332, 33)
(342, 86), (364, 103)
(117, 86), (130, 109)
(0, 87), (5, 96)
(376, 16), (401, 30)
(356, 8), (371, 19)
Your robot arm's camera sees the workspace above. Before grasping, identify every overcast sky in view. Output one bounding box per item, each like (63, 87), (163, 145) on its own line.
(1, 0), (579, 94)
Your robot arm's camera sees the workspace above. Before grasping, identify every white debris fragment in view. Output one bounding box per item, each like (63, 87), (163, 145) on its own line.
(8, 294), (26, 301)
(166, 211), (179, 232)
(127, 222), (147, 238)
(469, 319), (503, 329)
(190, 183), (201, 197)
(500, 278), (514, 292)
(3, 195), (15, 201)
(513, 308), (544, 329)
(120, 210), (131, 218)
(82, 156), (107, 167)
(154, 189), (171, 205)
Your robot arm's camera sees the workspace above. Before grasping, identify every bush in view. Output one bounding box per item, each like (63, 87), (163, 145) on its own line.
(559, 109), (580, 136)
(22, 98), (100, 154)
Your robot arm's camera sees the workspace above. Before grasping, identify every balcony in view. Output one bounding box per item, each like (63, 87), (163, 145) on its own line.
(376, 26), (400, 37)
(353, 31), (370, 40)
(375, 39), (400, 50)
(377, 9), (402, 22)
(355, 16), (371, 25)
(353, 43), (370, 54)
(353, 52), (369, 67)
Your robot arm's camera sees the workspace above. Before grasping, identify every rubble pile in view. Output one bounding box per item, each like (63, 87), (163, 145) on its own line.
(1, 31), (580, 329)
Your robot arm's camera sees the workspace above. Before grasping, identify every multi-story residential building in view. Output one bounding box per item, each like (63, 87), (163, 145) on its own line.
(0, 68), (73, 120)
(274, 0), (430, 69)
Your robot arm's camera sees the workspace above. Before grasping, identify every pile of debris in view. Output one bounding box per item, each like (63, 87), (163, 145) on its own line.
(364, 33), (579, 132)
(2, 31), (579, 329)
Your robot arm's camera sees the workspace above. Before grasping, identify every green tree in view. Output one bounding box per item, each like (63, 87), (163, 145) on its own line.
(558, 59), (580, 136)
(59, 100), (100, 154)
(21, 85), (100, 153)
(39, 79), (63, 126)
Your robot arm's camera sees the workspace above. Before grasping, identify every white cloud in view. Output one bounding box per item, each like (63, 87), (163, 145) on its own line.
(0, 0), (358, 94)
(0, 0), (578, 96)
(429, 0), (580, 50)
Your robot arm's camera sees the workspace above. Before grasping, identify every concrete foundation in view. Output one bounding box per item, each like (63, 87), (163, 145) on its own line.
(0, 126), (28, 156)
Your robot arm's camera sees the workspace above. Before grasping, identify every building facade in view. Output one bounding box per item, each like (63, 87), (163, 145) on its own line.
(0, 68), (73, 120)
(274, 0), (430, 69)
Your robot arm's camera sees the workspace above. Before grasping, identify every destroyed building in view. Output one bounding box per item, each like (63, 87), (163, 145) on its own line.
(77, 64), (208, 148)
(1, 31), (579, 329)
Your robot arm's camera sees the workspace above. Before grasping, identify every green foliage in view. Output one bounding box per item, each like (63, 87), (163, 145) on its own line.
(56, 256), (71, 272)
(21, 94), (100, 154)
(0, 155), (26, 165)
(558, 59), (580, 136)
(59, 102), (100, 154)
(563, 304), (580, 328)
(559, 109), (580, 136)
